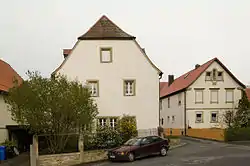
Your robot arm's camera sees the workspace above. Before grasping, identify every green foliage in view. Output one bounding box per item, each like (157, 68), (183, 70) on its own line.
(225, 127), (250, 141)
(0, 140), (17, 152)
(224, 110), (236, 128)
(118, 115), (138, 142)
(233, 90), (250, 128)
(4, 71), (98, 153)
(85, 127), (123, 150)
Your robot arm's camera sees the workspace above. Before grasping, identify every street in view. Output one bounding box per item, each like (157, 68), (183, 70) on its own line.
(88, 140), (250, 166)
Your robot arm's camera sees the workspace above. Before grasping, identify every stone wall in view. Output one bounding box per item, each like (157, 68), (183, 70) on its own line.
(39, 150), (107, 166)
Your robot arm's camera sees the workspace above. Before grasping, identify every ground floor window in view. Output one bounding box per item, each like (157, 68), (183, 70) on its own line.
(195, 111), (203, 123)
(97, 117), (119, 129)
(210, 111), (219, 123)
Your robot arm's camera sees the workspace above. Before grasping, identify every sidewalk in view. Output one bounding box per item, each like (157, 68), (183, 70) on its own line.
(0, 152), (29, 166)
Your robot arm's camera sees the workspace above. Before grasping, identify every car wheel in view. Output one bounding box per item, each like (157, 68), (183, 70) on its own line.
(160, 147), (167, 156)
(128, 152), (135, 162)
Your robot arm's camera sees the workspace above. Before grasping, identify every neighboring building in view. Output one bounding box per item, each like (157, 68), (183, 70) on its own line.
(0, 59), (22, 143)
(160, 58), (245, 136)
(245, 88), (250, 101)
(53, 15), (162, 134)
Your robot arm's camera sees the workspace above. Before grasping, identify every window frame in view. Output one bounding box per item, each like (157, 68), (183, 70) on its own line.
(100, 47), (113, 63)
(172, 115), (175, 123)
(109, 117), (118, 129)
(210, 88), (219, 104)
(98, 118), (107, 127)
(217, 71), (224, 81)
(168, 97), (170, 108)
(123, 79), (136, 96)
(194, 88), (204, 104)
(87, 80), (99, 97)
(205, 71), (212, 81)
(195, 111), (203, 123)
(210, 111), (219, 123)
(225, 88), (234, 103)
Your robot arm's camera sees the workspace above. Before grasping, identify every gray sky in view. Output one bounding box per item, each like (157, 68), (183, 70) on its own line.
(1, 0), (250, 85)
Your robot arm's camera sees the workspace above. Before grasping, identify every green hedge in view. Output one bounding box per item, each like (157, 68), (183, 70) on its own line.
(225, 127), (250, 141)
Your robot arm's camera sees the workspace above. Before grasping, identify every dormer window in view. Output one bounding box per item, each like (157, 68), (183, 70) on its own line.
(100, 48), (112, 63)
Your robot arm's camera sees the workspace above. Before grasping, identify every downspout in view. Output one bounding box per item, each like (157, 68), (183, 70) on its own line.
(184, 90), (187, 136)
(159, 73), (163, 127)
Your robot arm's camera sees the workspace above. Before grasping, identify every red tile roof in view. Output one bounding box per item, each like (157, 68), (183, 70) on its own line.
(160, 58), (245, 98)
(78, 15), (135, 40)
(63, 49), (72, 56)
(246, 88), (250, 101)
(0, 60), (22, 92)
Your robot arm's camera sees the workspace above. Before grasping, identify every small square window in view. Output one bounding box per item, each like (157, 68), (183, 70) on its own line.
(110, 118), (118, 129)
(172, 116), (175, 123)
(211, 112), (218, 123)
(100, 48), (112, 63)
(124, 80), (135, 96)
(206, 72), (212, 81)
(87, 80), (99, 97)
(98, 118), (107, 127)
(195, 112), (203, 123)
(217, 72), (223, 81)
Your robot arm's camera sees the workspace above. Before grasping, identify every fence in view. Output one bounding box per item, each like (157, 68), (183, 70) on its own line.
(138, 128), (158, 137)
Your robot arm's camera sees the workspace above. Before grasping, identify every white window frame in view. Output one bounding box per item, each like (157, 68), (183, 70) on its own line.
(226, 89), (234, 103)
(98, 118), (107, 127)
(124, 80), (135, 96)
(210, 89), (219, 104)
(110, 118), (118, 129)
(205, 71), (212, 81)
(100, 47), (112, 63)
(217, 71), (223, 81)
(87, 80), (99, 97)
(210, 111), (219, 123)
(195, 89), (204, 104)
(195, 111), (203, 123)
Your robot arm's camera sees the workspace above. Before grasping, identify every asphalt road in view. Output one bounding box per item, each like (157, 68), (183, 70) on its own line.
(87, 140), (250, 166)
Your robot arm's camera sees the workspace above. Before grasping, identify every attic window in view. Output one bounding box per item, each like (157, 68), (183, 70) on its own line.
(217, 72), (223, 81)
(206, 72), (212, 81)
(100, 48), (112, 63)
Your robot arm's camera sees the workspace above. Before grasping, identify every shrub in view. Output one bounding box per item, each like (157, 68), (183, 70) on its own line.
(225, 127), (250, 141)
(91, 126), (123, 149)
(118, 115), (138, 143)
(0, 140), (18, 159)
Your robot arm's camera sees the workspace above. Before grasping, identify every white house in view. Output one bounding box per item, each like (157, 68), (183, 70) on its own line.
(160, 58), (245, 136)
(53, 15), (162, 134)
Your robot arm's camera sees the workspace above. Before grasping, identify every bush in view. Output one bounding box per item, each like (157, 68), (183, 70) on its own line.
(225, 127), (250, 141)
(118, 115), (138, 143)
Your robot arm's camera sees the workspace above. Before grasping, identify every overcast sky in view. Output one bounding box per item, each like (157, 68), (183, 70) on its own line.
(1, 0), (250, 85)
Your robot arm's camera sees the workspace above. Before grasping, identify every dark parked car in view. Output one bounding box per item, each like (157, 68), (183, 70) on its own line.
(107, 136), (169, 162)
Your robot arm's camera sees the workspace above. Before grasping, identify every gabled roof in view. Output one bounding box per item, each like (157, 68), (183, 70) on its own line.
(78, 15), (135, 40)
(246, 88), (250, 101)
(160, 82), (168, 97)
(0, 59), (22, 92)
(160, 58), (245, 98)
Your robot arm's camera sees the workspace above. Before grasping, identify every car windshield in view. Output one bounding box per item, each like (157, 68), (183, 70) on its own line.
(124, 138), (142, 146)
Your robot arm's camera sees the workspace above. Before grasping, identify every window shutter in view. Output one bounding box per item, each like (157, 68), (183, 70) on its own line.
(226, 90), (234, 102)
(195, 91), (203, 103)
(211, 90), (218, 103)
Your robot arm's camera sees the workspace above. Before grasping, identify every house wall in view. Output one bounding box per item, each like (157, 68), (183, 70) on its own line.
(186, 61), (243, 129)
(160, 91), (185, 135)
(0, 95), (16, 142)
(57, 40), (159, 130)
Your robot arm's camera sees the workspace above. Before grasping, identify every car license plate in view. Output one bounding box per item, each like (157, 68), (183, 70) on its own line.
(110, 155), (115, 158)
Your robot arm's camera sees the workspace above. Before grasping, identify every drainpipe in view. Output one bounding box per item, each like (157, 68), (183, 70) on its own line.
(184, 90), (187, 136)
(159, 73), (163, 127)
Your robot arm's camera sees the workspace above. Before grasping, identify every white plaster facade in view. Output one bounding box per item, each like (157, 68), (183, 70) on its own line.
(55, 39), (161, 130)
(0, 95), (17, 143)
(160, 60), (244, 131)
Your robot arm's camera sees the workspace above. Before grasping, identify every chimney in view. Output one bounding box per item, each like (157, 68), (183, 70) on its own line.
(63, 49), (72, 59)
(168, 75), (174, 86)
(195, 64), (200, 69)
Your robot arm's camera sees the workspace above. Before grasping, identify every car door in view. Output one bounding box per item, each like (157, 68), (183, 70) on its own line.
(151, 136), (164, 154)
(135, 137), (152, 157)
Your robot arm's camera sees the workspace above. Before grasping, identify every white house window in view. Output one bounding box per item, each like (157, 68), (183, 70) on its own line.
(160, 100), (162, 110)
(178, 94), (181, 106)
(195, 89), (204, 104)
(167, 116), (170, 123)
(99, 118), (106, 127)
(110, 118), (118, 129)
(217, 72), (223, 81)
(210, 89), (219, 103)
(206, 72), (212, 80)
(172, 116), (175, 123)
(211, 112), (218, 123)
(226, 89), (234, 103)
(100, 48), (112, 63)
(87, 80), (99, 97)
(195, 112), (203, 123)
(124, 80), (135, 96)
(168, 98), (170, 108)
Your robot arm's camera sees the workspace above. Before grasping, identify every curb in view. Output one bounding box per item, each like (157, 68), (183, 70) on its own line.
(169, 142), (187, 150)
